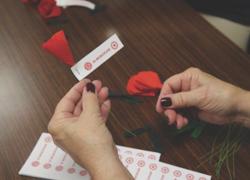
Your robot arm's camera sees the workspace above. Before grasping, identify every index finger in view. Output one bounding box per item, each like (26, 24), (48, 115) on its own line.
(156, 80), (173, 113)
(156, 72), (184, 113)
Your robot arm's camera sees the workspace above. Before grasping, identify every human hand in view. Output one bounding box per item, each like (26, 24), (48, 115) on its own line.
(48, 79), (132, 179)
(156, 67), (250, 129)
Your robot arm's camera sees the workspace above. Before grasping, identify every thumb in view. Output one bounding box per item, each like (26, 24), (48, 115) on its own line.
(161, 89), (202, 109)
(82, 83), (101, 115)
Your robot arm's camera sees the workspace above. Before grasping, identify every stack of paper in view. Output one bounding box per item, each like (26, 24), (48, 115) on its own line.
(19, 133), (211, 180)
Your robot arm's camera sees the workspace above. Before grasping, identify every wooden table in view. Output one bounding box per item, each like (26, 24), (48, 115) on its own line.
(0, 0), (250, 179)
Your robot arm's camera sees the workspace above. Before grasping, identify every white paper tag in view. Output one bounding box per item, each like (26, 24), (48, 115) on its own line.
(71, 34), (124, 81)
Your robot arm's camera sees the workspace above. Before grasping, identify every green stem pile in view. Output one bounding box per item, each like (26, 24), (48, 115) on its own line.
(198, 125), (247, 180)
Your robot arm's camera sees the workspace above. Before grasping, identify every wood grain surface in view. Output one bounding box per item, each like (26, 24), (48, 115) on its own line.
(0, 0), (250, 179)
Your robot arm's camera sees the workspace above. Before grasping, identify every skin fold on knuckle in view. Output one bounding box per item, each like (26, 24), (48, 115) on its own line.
(196, 87), (210, 108)
(176, 93), (186, 107)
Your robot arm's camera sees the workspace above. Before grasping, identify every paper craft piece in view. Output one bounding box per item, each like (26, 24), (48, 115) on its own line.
(71, 34), (124, 81)
(127, 71), (163, 96)
(56, 0), (96, 10)
(19, 133), (160, 180)
(42, 30), (75, 66)
(38, 0), (62, 19)
(120, 153), (211, 180)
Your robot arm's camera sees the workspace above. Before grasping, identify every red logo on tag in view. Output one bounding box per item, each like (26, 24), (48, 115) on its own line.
(56, 165), (63, 171)
(149, 163), (157, 171)
(186, 174), (194, 180)
(80, 170), (88, 176)
(173, 170), (182, 177)
(137, 160), (145, 167)
(67, 168), (76, 174)
(161, 167), (169, 174)
(148, 154), (156, 160)
(125, 157), (134, 164)
(111, 41), (118, 49)
(43, 163), (51, 169)
(84, 62), (92, 71)
(31, 161), (40, 167)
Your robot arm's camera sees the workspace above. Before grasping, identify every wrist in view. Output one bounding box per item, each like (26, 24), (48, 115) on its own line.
(90, 155), (132, 180)
(235, 89), (250, 127)
(77, 145), (132, 180)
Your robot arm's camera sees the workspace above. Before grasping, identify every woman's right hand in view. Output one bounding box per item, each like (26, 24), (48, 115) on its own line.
(156, 67), (250, 129)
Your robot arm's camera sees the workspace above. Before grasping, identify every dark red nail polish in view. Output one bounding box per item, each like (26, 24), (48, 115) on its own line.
(86, 82), (95, 93)
(161, 97), (172, 107)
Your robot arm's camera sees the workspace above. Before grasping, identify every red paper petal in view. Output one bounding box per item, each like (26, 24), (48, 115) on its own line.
(136, 71), (162, 89)
(126, 71), (162, 96)
(38, 0), (62, 19)
(42, 30), (75, 66)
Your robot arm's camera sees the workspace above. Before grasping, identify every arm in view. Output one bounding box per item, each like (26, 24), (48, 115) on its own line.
(48, 80), (133, 180)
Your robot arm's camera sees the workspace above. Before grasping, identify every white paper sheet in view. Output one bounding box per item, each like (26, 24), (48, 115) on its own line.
(19, 133), (160, 180)
(19, 133), (211, 180)
(120, 153), (211, 180)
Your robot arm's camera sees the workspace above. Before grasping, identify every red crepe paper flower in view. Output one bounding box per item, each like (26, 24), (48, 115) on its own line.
(126, 71), (163, 96)
(42, 30), (75, 66)
(38, 0), (62, 19)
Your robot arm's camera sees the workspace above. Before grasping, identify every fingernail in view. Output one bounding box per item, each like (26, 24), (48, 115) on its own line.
(86, 82), (95, 93)
(160, 97), (172, 107)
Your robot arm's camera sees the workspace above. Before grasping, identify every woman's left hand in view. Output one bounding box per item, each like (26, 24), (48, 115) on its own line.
(48, 79), (132, 179)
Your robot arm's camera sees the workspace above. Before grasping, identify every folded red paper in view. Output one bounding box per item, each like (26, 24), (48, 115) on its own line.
(126, 71), (163, 96)
(38, 0), (62, 19)
(42, 30), (75, 66)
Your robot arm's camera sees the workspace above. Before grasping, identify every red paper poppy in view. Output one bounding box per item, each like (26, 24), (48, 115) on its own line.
(38, 0), (62, 19)
(42, 30), (75, 66)
(126, 71), (163, 96)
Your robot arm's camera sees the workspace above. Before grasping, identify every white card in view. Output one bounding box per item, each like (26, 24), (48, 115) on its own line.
(120, 154), (211, 180)
(71, 34), (124, 81)
(19, 133), (160, 180)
